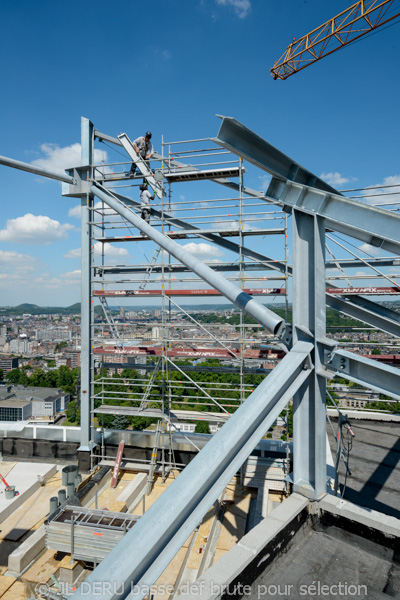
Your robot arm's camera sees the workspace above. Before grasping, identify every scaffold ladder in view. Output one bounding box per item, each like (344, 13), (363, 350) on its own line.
(140, 358), (162, 410)
(147, 420), (162, 494)
(118, 132), (163, 199)
(99, 296), (122, 346)
(138, 245), (162, 290)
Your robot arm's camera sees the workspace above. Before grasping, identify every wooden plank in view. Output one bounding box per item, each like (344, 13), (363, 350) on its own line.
(0, 581), (25, 599)
(22, 549), (62, 584)
(110, 442), (125, 488)
(0, 576), (16, 597)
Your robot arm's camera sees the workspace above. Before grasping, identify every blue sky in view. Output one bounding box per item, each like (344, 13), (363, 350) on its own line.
(1, 0), (400, 306)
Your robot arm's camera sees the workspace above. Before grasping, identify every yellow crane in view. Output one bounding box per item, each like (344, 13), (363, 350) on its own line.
(271, 0), (400, 80)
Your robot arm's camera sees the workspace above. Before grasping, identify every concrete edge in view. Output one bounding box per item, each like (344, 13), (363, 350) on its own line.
(326, 409), (400, 422)
(319, 494), (400, 538)
(117, 472), (147, 505)
(7, 525), (46, 576)
(0, 464), (57, 525)
(175, 493), (308, 600)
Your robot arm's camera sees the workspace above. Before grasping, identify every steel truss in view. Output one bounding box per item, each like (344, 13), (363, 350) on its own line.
(2, 115), (400, 600)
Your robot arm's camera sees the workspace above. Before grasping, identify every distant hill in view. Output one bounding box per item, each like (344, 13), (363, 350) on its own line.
(0, 303), (81, 316)
(15, 303), (40, 310)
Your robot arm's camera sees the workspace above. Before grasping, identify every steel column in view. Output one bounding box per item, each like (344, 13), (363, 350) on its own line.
(79, 117), (94, 452)
(292, 210), (327, 498)
(71, 341), (313, 600)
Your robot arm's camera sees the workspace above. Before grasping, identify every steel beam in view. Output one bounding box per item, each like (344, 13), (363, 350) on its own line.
(79, 117), (95, 452)
(326, 257), (400, 270)
(212, 116), (340, 195)
(292, 210), (327, 499)
(111, 190), (288, 274)
(321, 348), (400, 402)
(274, 180), (400, 255)
(326, 292), (400, 338)
(0, 154), (75, 184)
(91, 185), (288, 340)
(94, 129), (123, 146)
(96, 194), (399, 338)
(71, 341), (313, 600)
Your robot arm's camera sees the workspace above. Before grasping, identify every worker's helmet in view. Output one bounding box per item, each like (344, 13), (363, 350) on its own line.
(145, 131), (152, 139)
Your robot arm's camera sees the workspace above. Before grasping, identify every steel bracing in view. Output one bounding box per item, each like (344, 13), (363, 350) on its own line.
(2, 115), (400, 600)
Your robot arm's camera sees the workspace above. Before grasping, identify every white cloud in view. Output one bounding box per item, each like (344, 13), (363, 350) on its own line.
(180, 242), (224, 258)
(64, 243), (129, 259)
(0, 250), (38, 273)
(68, 205), (81, 218)
(319, 172), (354, 187)
(259, 174), (271, 192)
(94, 243), (129, 257)
(31, 143), (107, 174)
(358, 243), (385, 257)
(359, 174), (400, 206)
(0, 214), (74, 245)
(64, 248), (81, 259)
(68, 201), (118, 220)
(60, 270), (81, 279)
(216, 0), (251, 19)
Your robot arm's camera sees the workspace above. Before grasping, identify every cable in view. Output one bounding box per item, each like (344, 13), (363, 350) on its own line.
(340, 183), (400, 193)
(99, 139), (130, 160)
(341, 426), (353, 499)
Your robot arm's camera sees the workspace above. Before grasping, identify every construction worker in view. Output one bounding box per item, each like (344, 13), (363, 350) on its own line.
(139, 182), (155, 234)
(128, 131), (154, 176)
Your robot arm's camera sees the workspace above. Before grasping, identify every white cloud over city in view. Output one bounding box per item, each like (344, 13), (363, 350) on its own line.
(0, 214), (74, 245)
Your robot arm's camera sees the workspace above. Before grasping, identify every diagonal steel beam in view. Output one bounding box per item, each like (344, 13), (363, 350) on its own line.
(326, 292), (400, 338)
(110, 190), (400, 338)
(71, 341), (313, 600)
(321, 347), (400, 401)
(111, 189), (288, 274)
(92, 185), (288, 339)
(212, 115), (340, 195)
(273, 180), (400, 255)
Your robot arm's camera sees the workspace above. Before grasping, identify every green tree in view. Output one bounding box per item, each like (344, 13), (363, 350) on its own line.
(130, 416), (157, 431)
(195, 421), (211, 434)
(0, 368), (3, 381)
(66, 400), (77, 423)
(5, 369), (21, 384)
(29, 369), (47, 387)
(111, 414), (130, 430)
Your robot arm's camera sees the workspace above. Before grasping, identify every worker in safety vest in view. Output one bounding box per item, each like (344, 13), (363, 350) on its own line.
(128, 131), (154, 176)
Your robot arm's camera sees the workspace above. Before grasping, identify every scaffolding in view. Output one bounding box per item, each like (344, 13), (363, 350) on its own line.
(3, 115), (400, 600)
(90, 132), (289, 469)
